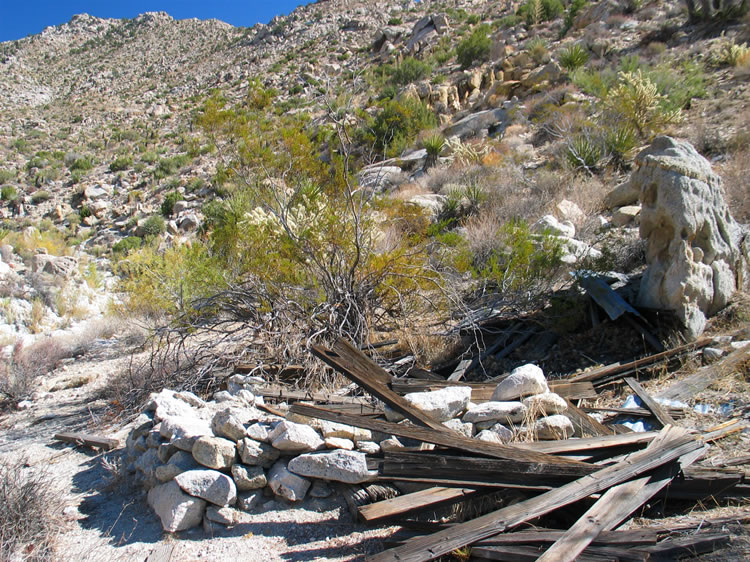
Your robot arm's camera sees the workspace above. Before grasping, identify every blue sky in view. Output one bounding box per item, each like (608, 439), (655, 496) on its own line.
(0, 1), (311, 42)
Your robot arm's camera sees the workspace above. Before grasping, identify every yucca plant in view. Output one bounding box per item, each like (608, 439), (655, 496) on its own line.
(558, 43), (589, 71)
(422, 133), (445, 168)
(565, 134), (603, 173)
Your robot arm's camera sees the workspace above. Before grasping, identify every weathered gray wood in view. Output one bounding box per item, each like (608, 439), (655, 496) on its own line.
(563, 398), (615, 437)
(625, 377), (677, 427)
(516, 431), (658, 454)
(358, 487), (479, 523)
(367, 426), (700, 562)
(53, 432), (120, 450)
(289, 404), (586, 468)
(146, 543), (175, 562)
(636, 532), (730, 558)
(311, 339), (447, 431)
(390, 379), (597, 401)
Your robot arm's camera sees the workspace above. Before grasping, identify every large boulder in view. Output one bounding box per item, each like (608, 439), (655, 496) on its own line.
(231, 464), (267, 491)
(631, 137), (748, 338)
(175, 469), (237, 506)
(288, 450), (377, 484)
(148, 480), (206, 532)
(491, 364), (549, 401)
(444, 108), (509, 139)
(403, 386), (472, 422)
(191, 436), (236, 469)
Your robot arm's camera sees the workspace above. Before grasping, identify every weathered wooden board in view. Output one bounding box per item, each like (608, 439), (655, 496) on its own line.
(390, 379), (597, 401)
(289, 404), (587, 467)
(368, 427), (700, 562)
(625, 377), (677, 427)
(358, 487), (480, 523)
(53, 432), (120, 450)
(563, 398), (615, 437)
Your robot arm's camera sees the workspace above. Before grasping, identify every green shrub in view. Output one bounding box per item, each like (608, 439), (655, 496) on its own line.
(109, 155), (133, 172)
(67, 155), (94, 171)
(0, 170), (15, 184)
(112, 236), (143, 254)
(422, 134), (445, 167)
(519, 0), (565, 26)
(30, 190), (51, 204)
(141, 215), (166, 237)
(1, 185), (17, 201)
(558, 43), (589, 71)
(496, 14), (522, 28)
(161, 191), (184, 217)
(364, 97), (437, 157)
(565, 134), (604, 173)
(387, 16), (402, 25)
(456, 24), (492, 69)
(467, 14), (481, 25)
(391, 57), (433, 85)
(79, 205), (92, 219)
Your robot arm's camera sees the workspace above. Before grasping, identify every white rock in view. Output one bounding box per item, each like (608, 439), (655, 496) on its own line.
(211, 407), (258, 442)
(384, 406), (406, 423)
(443, 418), (474, 437)
(611, 205), (641, 227)
(268, 461), (311, 502)
(475, 430), (507, 444)
(269, 420), (324, 453)
(535, 214), (575, 238)
(175, 469), (237, 506)
(379, 437), (406, 452)
(191, 436), (236, 469)
(486, 423), (514, 442)
(533, 415), (575, 440)
(159, 416), (212, 441)
(403, 386), (472, 422)
(325, 437), (355, 450)
(522, 393), (568, 416)
(246, 422), (272, 443)
(149, 389), (199, 421)
(463, 401), (527, 424)
(231, 464), (267, 491)
(357, 441), (381, 454)
(557, 199), (585, 224)
(148, 480), (206, 532)
(155, 451), (201, 483)
(491, 364), (548, 401)
(205, 505), (242, 526)
(288, 450), (377, 484)
(320, 420), (372, 442)
(238, 438), (280, 467)
(237, 490), (264, 512)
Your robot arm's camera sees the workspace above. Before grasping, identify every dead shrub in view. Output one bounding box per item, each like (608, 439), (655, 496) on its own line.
(0, 457), (63, 561)
(0, 337), (71, 402)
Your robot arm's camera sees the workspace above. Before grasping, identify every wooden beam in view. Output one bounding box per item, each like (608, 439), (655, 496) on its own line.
(53, 432), (120, 450)
(390, 379), (597, 401)
(367, 426), (700, 562)
(311, 339), (446, 431)
(358, 487), (480, 523)
(289, 404), (586, 468)
(516, 431), (658, 454)
(625, 377), (677, 427)
(563, 399), (615, 437)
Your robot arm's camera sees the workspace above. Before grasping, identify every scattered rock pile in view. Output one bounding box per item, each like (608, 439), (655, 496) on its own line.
(127, 364), (574, 533)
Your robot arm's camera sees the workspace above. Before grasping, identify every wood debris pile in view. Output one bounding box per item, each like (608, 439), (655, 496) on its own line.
(273, 338), (750, 561)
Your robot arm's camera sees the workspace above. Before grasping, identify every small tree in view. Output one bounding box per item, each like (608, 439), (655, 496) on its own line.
(456, 25), (492, 69)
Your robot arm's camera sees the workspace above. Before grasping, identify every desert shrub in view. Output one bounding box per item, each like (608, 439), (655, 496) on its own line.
(496, 14), (523, 28)
(565, 133), (604, 173)
(714, 35), (750, 67)
(67, 155), (94, 171)
(30, 190), (51, 205)
(561, 0), (588, 36)
(109, 155), (132, 172)
(112, 236), (143, 254)
(456, 24), (492, 69)
(364, 97), (437, 157)
(422, 133), (445, 167)
(604, 70), (681, 138)
(1, 185), (17, 201)
(558, 43), (589, 71)
(0, 170), (15, 183)
(387, 16), (402, 25)
(140, 215), (166, 237)
(0, 458), (62, 561)
(391, 57), (432, 85)
(526, 37), (549, 64)
(161, 191), (184, 217)
(519, 0), (565, 26)
(1, 337), (71, 401)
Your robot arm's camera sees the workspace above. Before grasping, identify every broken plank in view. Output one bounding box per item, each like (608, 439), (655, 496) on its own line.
(701, 418), (747, 442)
(476, 528), (658, 547)
(569, 337), (712, 384)
(516, 431), (658, 455)
(368, 426), (701, 562)
(390, 379), (597, 401)
(563, 398), (615, 437)
(53, 432), (120, 450)
(358, 487), (480, 523)
(625, 377), (677, 427)
(447, 358), (472, 382)
(656, 344), (750, 401)
(311, 339), (446, 431)
(289, 404), (586, 468)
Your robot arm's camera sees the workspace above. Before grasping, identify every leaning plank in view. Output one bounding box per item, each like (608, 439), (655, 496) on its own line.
(657, 344), (750, 401)
(569, 337), (712, 384)
(358, 487), (479, 523)
(625, 377), (677, 427)
(53, 432), (120, 450)
(311, 339), (446, 431)
(563, 399), (615, 437)
(289, 404), (586, 467)
(537, 442), (706, 562)
(367, 426), (700, 562)
(390, 379), (597, 400)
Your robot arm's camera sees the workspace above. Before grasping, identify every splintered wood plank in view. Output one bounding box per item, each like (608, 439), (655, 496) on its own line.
(563, 399), (615, 437)
(311, 339), (446, 431)
(636, 533), (730, 558)
(625, 377), (677, 427)
(475, 528), (658, 547)
(701, 418), (747, 442)
(289, 404), (586, 467)
(537, 443), (706, 562)
(367, 426), (700, 562)
(516, 431), (659, 454)
(389, 379), (597, 400)
(569, 337), (712, 384)
(358, 487), (479, 523)
(53, 432), (120, 450)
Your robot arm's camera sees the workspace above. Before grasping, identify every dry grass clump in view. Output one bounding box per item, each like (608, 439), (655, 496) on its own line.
(0, 458), (63, 561)
(718, 146), (750, 223)
(0, 338), (68, 402)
